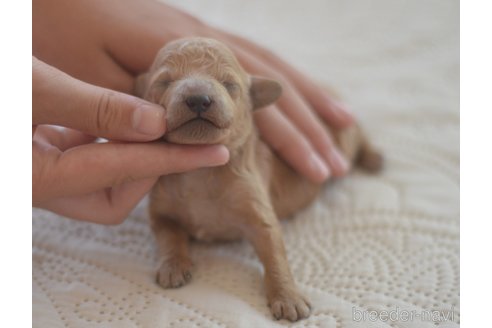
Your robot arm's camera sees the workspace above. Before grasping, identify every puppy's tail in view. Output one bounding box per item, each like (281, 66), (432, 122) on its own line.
(333, 124), (384, 173)
(355, 137), (384, 173)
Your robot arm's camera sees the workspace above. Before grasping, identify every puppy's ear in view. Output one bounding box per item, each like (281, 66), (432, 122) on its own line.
(249, 77), (282, 109)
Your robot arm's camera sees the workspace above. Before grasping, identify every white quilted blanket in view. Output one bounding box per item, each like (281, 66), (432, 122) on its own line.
(32, 0), (460, 327)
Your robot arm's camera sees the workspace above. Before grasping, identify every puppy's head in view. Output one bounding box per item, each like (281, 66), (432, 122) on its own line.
(136, 38), (282, 146)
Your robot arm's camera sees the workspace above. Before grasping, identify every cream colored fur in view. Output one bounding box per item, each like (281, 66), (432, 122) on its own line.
(136, 37), (382, 322)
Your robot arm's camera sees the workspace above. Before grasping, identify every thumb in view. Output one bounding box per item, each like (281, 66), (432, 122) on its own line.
(32, 57), (165, 141)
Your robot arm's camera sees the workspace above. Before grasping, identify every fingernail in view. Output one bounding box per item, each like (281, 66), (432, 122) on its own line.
(325, 96), (354, 122)
(334, 101), (353, 120)
(308, 153), (330, 182)
(330, 148), (350, 174)
(335, 101), (353, 115)
(133, 104), (165, 136)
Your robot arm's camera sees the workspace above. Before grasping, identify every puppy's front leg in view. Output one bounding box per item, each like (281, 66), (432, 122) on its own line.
(245, 214), (311, 321)
(150, 215), (192, 288)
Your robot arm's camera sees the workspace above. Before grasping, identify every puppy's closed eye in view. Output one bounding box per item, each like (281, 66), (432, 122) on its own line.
(156, 80), (173, 88)
(147, 79), (173, 102)
(149, 69), (173, 92)
(222, 81), (240, 95)
(156, 79), (174, 93)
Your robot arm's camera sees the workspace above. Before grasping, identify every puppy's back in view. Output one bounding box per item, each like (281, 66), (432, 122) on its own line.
(265, 123), (383, 219)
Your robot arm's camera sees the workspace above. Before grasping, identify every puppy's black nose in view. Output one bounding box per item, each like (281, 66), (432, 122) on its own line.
(185, 95), (212, 114)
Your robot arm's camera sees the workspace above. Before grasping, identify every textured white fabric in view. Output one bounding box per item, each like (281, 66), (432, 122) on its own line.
(32, 0), (459, 327)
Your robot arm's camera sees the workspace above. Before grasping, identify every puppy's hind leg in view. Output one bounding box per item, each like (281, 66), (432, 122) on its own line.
(150, 215), (193, 288)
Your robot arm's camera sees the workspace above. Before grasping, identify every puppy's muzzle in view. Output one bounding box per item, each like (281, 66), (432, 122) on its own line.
(185, 95), (213, 114)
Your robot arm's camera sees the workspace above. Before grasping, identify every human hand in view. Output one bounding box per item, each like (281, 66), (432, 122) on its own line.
(33, 0), (353, 184)
(218, 33), (354, 182)
(32, 57), (229, 224)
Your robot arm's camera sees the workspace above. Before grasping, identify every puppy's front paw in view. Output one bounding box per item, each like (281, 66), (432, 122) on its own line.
(156, 258), (193, 289)
(268, 290), (311, 322)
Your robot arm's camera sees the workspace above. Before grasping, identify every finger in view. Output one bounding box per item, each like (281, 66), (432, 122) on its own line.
(276, 84), (351, 177)
(275, 63), (354, 128)
(254, 106), (329, 184)
(34, 125), (97, 150)
(220, 32), (354, 127)
(82, 47), (135, 94)
(101, 1), (204, 74)
(36, 142), (230, 202)
(33, 57), (166, 141)
(39, 177), (157, 224)
(232, 47), (350, 177)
